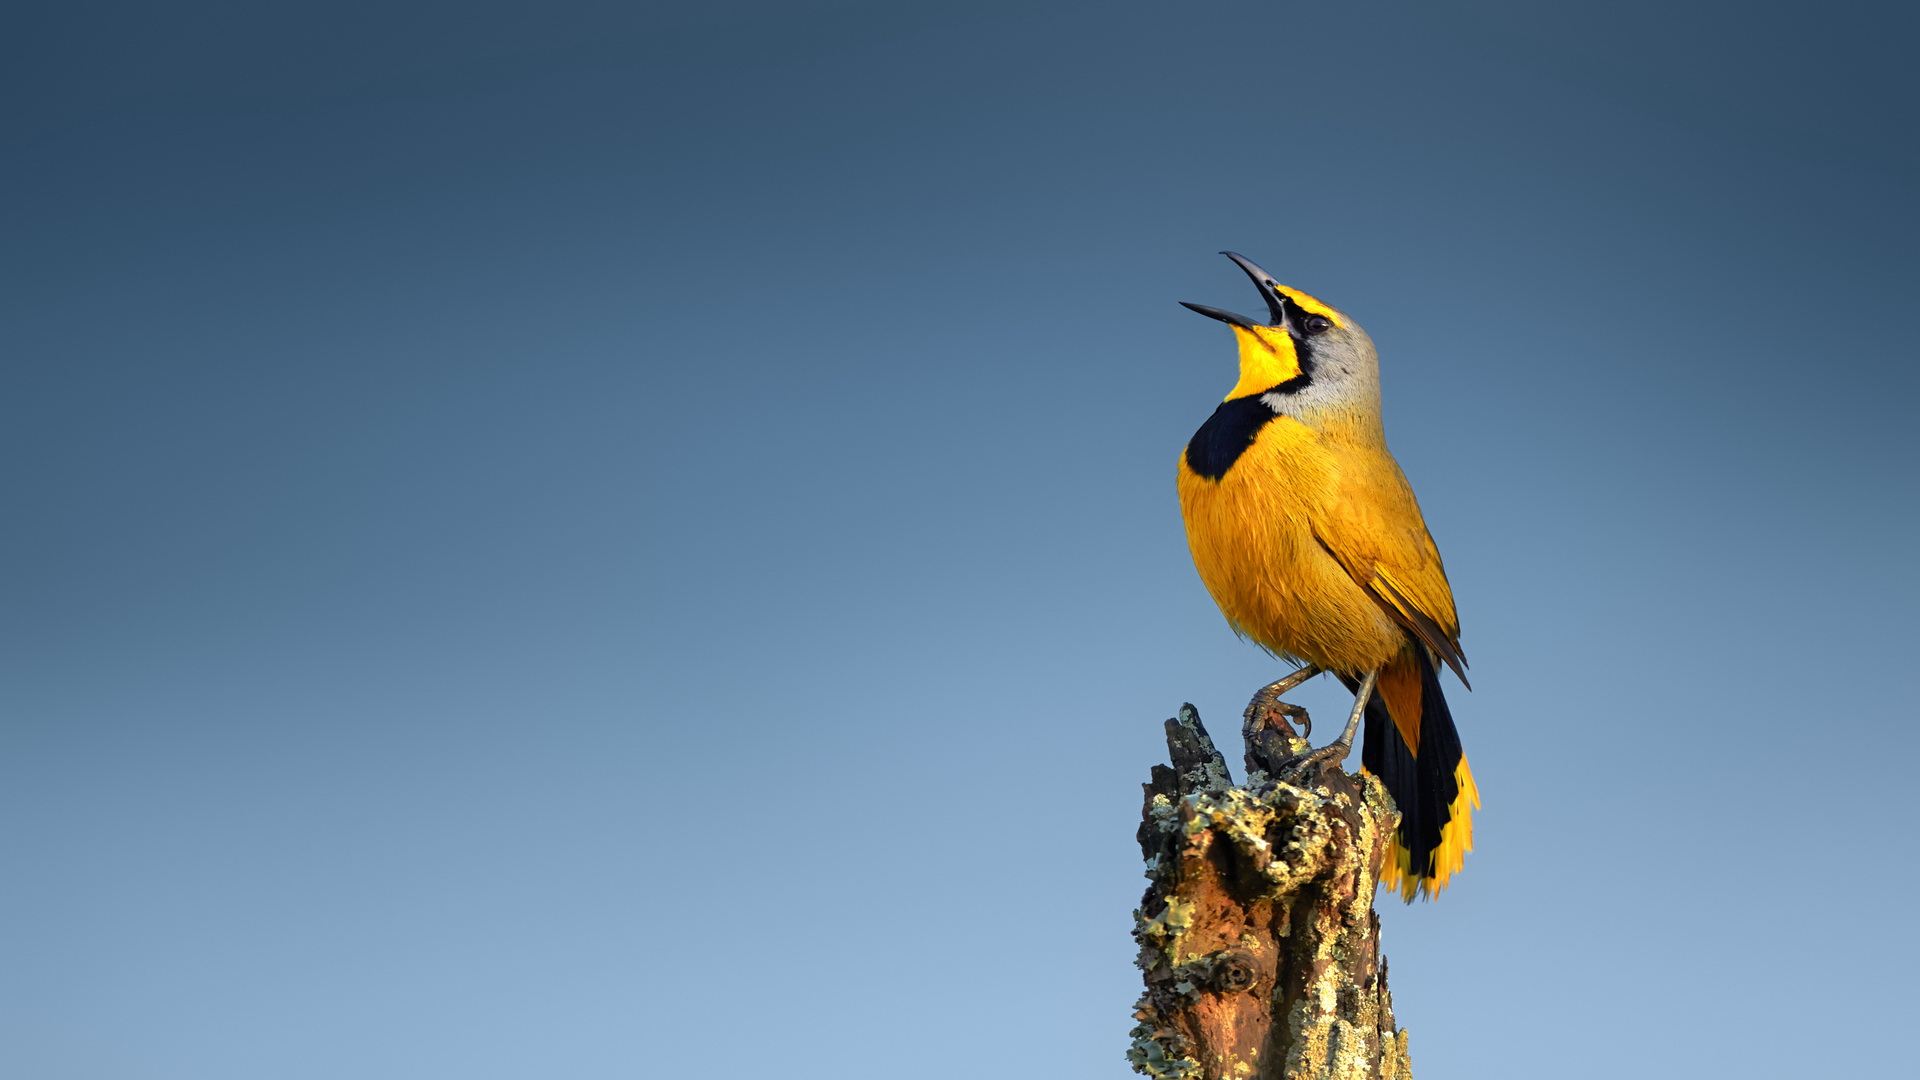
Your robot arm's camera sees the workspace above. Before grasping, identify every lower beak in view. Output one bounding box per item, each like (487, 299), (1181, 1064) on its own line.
(1178, 301), (1256, 329)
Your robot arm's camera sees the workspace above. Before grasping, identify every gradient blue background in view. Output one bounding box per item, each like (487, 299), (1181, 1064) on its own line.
(6, 2), (1917, 1077)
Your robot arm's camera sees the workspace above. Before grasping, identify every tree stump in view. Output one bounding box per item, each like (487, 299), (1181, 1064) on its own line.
(1128, 699), (1412, 1080)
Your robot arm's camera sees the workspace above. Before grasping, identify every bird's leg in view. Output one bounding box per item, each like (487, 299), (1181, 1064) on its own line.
(1276, 668), (1379, 782)
(1242, 665), (1320, 741)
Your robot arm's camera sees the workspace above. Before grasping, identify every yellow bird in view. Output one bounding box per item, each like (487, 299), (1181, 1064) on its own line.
(1176, 252), (1477, 900)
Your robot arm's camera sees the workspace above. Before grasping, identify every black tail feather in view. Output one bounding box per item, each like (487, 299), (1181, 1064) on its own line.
(1345, 649), (1465, 892)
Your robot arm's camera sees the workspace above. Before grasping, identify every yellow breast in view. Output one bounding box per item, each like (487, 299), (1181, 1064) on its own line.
(1176, 415), (1407, 674)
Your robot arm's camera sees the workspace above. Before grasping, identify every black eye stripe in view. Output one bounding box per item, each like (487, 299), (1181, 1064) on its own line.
(1271, 294), (1335, 336)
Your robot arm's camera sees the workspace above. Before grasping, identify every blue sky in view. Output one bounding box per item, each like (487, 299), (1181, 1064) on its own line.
(5, 2), (1917, 1077)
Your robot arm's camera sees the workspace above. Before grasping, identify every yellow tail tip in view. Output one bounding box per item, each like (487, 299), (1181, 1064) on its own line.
(1377, 757), (1479, 902)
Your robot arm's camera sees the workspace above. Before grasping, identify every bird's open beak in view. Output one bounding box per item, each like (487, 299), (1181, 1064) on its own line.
(1180, 251), (1291, 329)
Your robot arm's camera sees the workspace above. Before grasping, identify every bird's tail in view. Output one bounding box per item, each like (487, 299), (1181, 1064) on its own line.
(1347, 646), (1478, 901)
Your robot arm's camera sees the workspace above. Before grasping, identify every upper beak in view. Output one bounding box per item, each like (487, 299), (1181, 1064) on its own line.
(1179, 251), (1291, 329)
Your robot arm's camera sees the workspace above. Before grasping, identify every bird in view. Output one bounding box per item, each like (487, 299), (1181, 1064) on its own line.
(1176, 251), (1477, 901)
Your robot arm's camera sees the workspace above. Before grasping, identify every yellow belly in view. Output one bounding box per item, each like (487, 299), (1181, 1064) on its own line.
(1177, 416), (1405, 674)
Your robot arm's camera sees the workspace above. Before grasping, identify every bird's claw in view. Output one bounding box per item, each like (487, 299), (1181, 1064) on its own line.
(1241, 667), (1319, 741)
(1272, 739), (1355, 785)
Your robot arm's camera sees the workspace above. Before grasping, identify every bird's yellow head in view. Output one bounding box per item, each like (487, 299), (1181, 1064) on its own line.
(1181, 252), (1378, 417)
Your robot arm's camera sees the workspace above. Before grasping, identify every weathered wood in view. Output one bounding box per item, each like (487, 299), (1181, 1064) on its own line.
(1129, 701), (1412, 1080)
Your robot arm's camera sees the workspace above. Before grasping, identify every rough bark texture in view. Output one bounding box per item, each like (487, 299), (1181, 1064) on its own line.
(1128, 700), (1412, 1080)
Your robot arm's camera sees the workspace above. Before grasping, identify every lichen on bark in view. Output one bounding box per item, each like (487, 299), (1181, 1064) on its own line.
(1129, 701), (1413, 1080)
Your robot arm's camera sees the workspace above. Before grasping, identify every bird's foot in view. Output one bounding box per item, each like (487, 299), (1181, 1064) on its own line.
(1241, 667), (1319, 740)
(1272, 738), (1355, 785)
(1270, 668), (1379, 787)
(1241, 667), (1319, 779)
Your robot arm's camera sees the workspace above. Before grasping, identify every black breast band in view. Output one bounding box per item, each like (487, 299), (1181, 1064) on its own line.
(1184, 394), (1280, 480)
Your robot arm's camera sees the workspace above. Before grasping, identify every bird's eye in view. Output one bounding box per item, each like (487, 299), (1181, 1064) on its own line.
(1302, 315), (1333, 335)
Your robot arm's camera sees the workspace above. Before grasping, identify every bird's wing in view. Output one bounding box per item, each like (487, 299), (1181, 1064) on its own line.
(1312, 453), (1469, 686)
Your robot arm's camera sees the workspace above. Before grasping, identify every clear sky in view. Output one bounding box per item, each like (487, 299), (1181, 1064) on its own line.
(5, 2), (1917, 1077)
